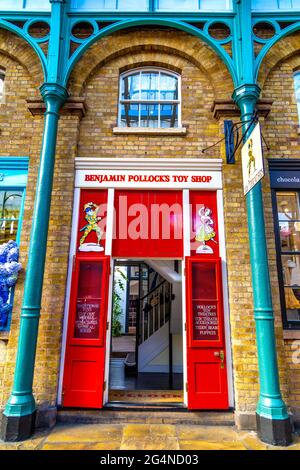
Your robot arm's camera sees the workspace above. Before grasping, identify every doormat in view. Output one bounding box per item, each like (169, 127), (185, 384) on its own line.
(109, 390), (183, 404)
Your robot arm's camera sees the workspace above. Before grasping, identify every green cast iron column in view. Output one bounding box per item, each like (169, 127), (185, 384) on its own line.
(233, 84), (292, 446)
(0, 83), (68, 442)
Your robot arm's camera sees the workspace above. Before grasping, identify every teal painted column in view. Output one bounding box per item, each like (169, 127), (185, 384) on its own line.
(0, 83), (68, 442)
(233, 84), (292, 446)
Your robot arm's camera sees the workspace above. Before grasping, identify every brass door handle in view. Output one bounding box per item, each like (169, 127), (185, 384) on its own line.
(220, 350), (225, 368)
(214, 350), (225, 368)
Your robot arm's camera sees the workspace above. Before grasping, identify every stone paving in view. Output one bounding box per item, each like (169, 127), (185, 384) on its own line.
(0, 424), (300, 450)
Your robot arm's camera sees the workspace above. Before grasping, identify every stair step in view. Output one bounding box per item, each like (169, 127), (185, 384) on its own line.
(57, 409), (235, 426)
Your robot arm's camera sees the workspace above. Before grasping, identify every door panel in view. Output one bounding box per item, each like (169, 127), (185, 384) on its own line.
(186, 256), (229, 409)
(113, 190), (183, 258)
(62, 256), (110, 408)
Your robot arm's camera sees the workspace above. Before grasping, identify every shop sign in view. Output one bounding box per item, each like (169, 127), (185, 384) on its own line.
(76, 170), (222, 189)
(270, 171), (300, 189)
(241, 122), (264, 195)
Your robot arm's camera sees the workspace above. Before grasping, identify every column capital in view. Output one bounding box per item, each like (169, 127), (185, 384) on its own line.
(40, 83), (69, 116)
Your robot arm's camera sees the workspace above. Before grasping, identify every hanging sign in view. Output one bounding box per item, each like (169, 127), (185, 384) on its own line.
(241, 122), (264, 195)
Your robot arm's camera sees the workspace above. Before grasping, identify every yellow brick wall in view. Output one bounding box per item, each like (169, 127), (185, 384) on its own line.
(0, 27), (299, 428)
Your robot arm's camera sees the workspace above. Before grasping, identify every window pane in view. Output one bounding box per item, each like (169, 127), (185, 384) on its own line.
(192, 263), (217, 299)
(284, 286), (300, 322)
(282, 255), (300, 286)
(157, 0), (198, 10)
(0, 191), (22, 244)
(71, 0), (148, 11)
(294, 73), (300, 123)
(252, 0), (278, 9)
(120, 104), (139, 127)
(160, 73), (178, 100)
(279, 221), (300, 252)
(118, 0), (147, 10)
(282, 256), (300, 321)
(277, 192), (300, 221)
(140, 104), (159, 128)
(160, 104), (178, 128)
(122, 73), (140, 100)
(200, 0), (230, 9)
(140, 72), (159, 100)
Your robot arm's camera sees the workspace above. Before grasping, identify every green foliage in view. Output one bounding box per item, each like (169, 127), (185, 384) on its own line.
(112, 268), (127, 337)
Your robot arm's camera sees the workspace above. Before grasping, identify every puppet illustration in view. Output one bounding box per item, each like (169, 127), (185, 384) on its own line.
(195, 206), (217, 254)
(247, 138), (256, 178)
(79, 202), (104, 252)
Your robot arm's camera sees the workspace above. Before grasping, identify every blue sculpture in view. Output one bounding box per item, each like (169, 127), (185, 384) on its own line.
(0, 240), (21, 329)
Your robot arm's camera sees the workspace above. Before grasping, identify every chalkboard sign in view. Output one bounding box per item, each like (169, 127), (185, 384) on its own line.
(74, 299), (101, 339)
(193, 301), (219, 340)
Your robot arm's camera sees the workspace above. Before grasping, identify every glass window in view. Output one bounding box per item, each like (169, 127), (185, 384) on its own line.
(119, 69), (180, 128)
(0, 191), (23, 244)
(294, 72), (300, 124)
(275, 191), (300, 328)
(71, 0), (148, 11)
(0, 68), (5, 104)
(156, 0), (231, 10)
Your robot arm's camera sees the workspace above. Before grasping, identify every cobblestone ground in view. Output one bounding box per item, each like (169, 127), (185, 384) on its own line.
(0, 424), (300, 450)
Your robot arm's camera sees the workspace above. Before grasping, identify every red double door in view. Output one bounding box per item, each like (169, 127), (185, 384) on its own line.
(62, 254), (228, 410)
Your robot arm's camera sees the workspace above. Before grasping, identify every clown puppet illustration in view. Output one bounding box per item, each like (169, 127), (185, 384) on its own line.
(79, 202), (104, 252)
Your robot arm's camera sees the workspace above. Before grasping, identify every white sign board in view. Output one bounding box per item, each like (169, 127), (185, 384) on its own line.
(75, 169), (222, 189)
(241, 122), (264, 195)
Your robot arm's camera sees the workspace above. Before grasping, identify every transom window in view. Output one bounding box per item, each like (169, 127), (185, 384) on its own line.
(119, 69), (180, 129)
(294, 71), (300, 124)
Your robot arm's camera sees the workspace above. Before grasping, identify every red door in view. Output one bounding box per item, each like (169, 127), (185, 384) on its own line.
(62, 255), (110, 408)
(186, 256), (229, 409)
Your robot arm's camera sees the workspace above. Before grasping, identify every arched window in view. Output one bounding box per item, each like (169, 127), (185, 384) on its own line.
(294, 71), (300, 124)
(119, 68), (181, 129)
(0, 68), (5, 104)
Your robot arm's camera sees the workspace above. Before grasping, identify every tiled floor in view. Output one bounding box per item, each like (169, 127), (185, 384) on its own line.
(109, 357), (183, 391)
(0, 424), (300, 450)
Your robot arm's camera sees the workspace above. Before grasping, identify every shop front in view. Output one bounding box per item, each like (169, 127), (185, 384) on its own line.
(58, 158), (234, 411)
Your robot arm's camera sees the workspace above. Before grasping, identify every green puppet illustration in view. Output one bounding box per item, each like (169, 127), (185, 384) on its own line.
(79, 202), (104, 252)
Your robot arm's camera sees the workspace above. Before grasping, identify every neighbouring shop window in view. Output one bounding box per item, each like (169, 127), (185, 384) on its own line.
(273, 190), (300, 329)
(119, 68), (181, 129)
(294, 71), (300, 124)
(277, 192), (300, 323)
(0, 68), (5, 104)
(0, 191), (23, 244)
(0, 157), (28, 331)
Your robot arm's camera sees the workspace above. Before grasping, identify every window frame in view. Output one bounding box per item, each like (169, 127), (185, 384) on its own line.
(269, 158), (300, 330)
(118, 67), (182, 129)
(0, 157), (28, 331)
